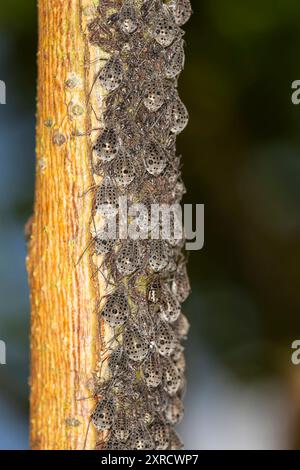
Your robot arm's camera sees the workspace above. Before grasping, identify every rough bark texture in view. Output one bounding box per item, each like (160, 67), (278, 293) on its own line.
(27, 0), (103, 450)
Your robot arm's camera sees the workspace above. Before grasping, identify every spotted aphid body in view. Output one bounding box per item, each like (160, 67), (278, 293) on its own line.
(107, 347), (127, 376)
(148, 386), (169, 413)
(150, 10), (179, 47)
(110, 149), (136, 189)
(151, 421), (170, 450)
(99, 54), (124, 92)
(164, 39), (185, 79)
(162, 358), (182, 396)
(159, 286), (181, 323)
(94, 177), (118, 215)
(113, 408), (130, 442)
(101, 289), (130, 327)
(172, 0), (193, 26)
(129, 426), (154, 450)
(148, 240), (169, 273)
(143, 141), (167, 176)
(94, 235), (115, 255)
(118, 2), (139, 34)
(124, 324), (149, 361)
(173, 313), (190, 340)
(115, 240), (142, 276)
(165, 395), (184, 425)
(147, 276), (163, 304)
(143, 352), (162, 388)
(93, 128), (119, 163)
(172, 261), (191, 302)
(172, 348), (186, 374)
(155, 321), (177, 357)
(143, 81), (165, 112)
(91, 399), (115, 431)
(170, 94), (189, 134)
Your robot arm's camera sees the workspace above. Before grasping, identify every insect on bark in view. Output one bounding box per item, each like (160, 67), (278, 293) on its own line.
(85, 0), (192, 450)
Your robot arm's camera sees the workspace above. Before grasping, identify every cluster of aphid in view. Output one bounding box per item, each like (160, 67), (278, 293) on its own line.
(87, 0), (192, 450)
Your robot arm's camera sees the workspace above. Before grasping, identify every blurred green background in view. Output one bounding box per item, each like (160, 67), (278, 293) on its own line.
(0, 0), (300, 449)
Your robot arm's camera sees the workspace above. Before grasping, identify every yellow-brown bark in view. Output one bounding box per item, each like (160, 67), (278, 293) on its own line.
(27, 0), (104, 450)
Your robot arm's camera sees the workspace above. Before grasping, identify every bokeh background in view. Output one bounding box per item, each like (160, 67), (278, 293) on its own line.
(0, 0), (300, 450)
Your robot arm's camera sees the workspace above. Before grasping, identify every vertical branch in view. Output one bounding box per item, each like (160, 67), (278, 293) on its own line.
(27, 0), (107, 450)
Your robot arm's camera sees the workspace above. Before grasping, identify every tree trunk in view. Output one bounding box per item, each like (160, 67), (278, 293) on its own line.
(27, 0), (106, 450)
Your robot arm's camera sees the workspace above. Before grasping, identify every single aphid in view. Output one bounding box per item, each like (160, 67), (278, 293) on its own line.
(169, 94), (189, 134)
(143, 352), (162, 388)
(143, 81), (165, 112)
(159, 161), (180, 184)
(110, 149), (136, 189)
(101, 289), (130, 327)
(172, 347), (186, 374)
(159, 286), (181, 323)
(148, 240), (169, 272)
(150, 421), (170, 450)
(93, 128), (119, 162)
(94, 235), (115, 255)
(94, 177), (118, 220)
(173, 312), (190, 340)
(118, 2), (139, 34)
(155, 321), (177, 357)
(129, 426), (154, 450)
(162, 358), (182, 395)
(99, 54), (124, 92)
(172, 0), (192, 26)
(107, 347), (127, 376)
(113, 408), (130, 442)
(143, 141), (167, 176)
(164, 38), (185, 79)
(164, 395), (184, 425)
(147, 276), (163, 304)
(172, 261), (191, 302)
(115, 240), (142, 276)
(124, 324), (149, 361)
(91, 399), (114, 431)
(150, 10), (179, 47)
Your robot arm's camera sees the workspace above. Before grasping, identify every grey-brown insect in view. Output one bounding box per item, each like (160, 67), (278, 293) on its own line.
(129, 425), (154, 450)
(87, 0), (192, 451)
(162, 357), (182, 395)
(143, 80), (165, 112)
(148, 240), (169, 272)
(143, 351), (162, 388)
(109, 148), (137, 189)
(158, 285), (181, 323)
(143, 140), (167, 176)
(93, 128), (120, 163)
(112, 408), (131, 441)
(91, 399), (115, 431)
(94, 176), (118, 213)
(164, 38), (185, 79)
(115, 240), (142, 276)
(101, 289), (130, 327)
(150, 420), (170, 450)
(124, 324), (149, 361)
(155, 321), (177, 357)
(165, 395), (184, 425)
(117, 1), (139, 34)
(172, 0), (192, 27)
(150, 9), (180, 47)
(98, 54), (124, 91)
